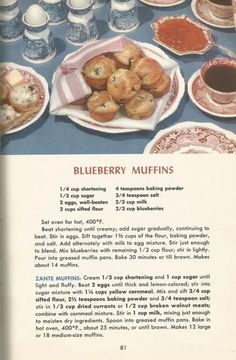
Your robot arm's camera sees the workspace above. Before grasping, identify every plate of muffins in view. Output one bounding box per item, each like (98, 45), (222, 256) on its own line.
(50, 36), (185, 133)
(0, 62), (49, 134)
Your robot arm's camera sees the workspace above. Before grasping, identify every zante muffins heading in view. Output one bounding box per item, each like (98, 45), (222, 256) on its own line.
(72, 42), (171, 122)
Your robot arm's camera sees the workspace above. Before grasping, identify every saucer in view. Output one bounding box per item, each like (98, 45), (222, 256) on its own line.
(191, 0), (234, 29)
(188, 70), (236, 118)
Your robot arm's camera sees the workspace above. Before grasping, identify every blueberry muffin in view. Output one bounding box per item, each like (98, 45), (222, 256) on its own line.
(131, 57), (164, 89)
(107, 69), (141, 104)
(148, 73), (171, 98)
(124, 90), (155, 119)
(87, 90), (120, 122)
(113, 42), (143, 69)
(9, 82), (40, 112)
(83, 55), (117, 90)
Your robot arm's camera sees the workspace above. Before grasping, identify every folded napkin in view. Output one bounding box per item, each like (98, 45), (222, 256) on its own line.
(50, 35), (180, 131)
(50, 36), (127, 114)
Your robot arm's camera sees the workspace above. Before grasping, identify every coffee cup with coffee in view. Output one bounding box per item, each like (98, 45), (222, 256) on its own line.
(200, 58), (236, 104)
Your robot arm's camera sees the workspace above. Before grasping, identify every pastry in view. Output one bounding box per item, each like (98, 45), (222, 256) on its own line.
(83, 55), (117, 90)
(148, 73), (171, 98)
(131, 57), (164, 89)
(8, 82), (41, 112)
(87, 90), (120, 122)
(113, 42), (143, 69)
(0, 81), (9, 103)
(3, 69), (24, 87)
(124, 90), (155, 119)
(0, 104), (17, 132)
(107, 69), (141, 104)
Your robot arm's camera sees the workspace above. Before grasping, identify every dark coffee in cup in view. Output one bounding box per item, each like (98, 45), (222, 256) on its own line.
(200, 58), (236, 104)
(208, 0), (232, 5)
(204, 64), (236, 93)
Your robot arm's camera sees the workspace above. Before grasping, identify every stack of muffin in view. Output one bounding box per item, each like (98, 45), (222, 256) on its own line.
(0, 68), (42, 132)
(76, 42), (171, 122)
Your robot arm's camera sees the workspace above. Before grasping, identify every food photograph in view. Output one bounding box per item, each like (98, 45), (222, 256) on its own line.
(0, 0), (236, 154)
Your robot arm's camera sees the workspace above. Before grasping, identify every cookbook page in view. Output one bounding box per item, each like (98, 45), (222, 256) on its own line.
(1, 0), (236, 359)
(3, 154), (236, 360)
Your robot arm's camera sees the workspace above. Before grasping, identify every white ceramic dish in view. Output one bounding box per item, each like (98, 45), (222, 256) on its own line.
(191, 0), (234, 29)
(144, 122), (236, 153)
(53, 40), (185, 134)
(0, 62), (49, 134)
(188, 70), (236, 118)
(68, 115), (134, 133)
(139, 0), (185, 8)
(152, 15), (213, 56)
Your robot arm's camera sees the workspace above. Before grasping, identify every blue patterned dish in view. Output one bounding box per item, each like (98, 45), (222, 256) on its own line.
(39, 0), (68, 25)
(108, 0), (139, 32)
(22, 11), (56, 63)
(93, 0), (106, 9)
(66, 0), (98, 46)
(0, 0), (24, 42)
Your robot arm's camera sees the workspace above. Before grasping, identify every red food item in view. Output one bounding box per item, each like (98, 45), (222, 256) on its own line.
(157, 18), (208, 52)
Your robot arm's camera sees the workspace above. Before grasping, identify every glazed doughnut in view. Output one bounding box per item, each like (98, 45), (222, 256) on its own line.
(83, 55), (117, 90)
(124, 90), (155, 120)
(107, 68), (141, 104)
(131, 57), (164, 89)
(87, 90), (120, 122)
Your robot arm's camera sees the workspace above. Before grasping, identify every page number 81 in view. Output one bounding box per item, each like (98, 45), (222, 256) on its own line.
(120, 345), (127, 350)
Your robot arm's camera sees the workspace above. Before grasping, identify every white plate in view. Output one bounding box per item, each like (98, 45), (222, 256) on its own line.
(144, 122), (236, 153)
(0, 62), (49, 134)
(188, 70), (236, 118)
(54, 40), (185, 134)
(69, 115), (138, 133)
(152, 15), (213, 56)
(139, 0), (185, 8)
(191, 0), (234, 29)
